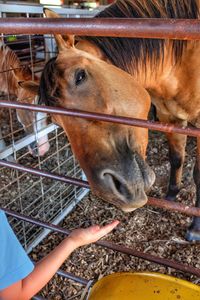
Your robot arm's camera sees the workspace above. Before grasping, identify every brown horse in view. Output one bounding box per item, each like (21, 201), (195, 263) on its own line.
(0, 40), (50, 157)
(41, 0), (200, 241)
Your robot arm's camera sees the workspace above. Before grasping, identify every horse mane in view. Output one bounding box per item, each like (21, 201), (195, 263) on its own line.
(0, 41), (32, 96)
(0, 41), (20, 95)
(79, 0), (199, 74)
(39, 57), (60, 106)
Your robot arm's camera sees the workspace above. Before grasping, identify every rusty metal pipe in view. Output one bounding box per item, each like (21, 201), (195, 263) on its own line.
(1, 18), (200, 40)
(32, 261), (89, 285)
(0, 159), (89, 189)
(1, 159), (200, 218)
(0, 100), (200, 137)
(1, 207), (200, 277)
(56, 269), (90, 285)
(147, 197), (199, 216)
(97, 239), (200, 277)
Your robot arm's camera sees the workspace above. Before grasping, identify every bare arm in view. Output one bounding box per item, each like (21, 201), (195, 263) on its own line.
(0, 220), (119, 300)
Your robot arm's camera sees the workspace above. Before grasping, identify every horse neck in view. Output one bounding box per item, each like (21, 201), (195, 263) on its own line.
(131, 56), (173, 90)
(136, 42), (200, 122)
(0, 44), (21, 96)
(136, 41), (200, 89)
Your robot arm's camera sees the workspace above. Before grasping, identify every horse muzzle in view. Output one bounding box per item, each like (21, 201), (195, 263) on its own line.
(92, 153), (155, 211)
(28, 138), (50, 157)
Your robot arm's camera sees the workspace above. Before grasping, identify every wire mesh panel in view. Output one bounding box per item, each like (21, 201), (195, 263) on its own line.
(0, 126), (89, 252)
(0, 4), (98, 252)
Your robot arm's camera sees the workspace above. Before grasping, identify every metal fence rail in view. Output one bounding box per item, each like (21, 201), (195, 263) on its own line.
(1, 18), (200, 39)
(1, 100), (200, 137)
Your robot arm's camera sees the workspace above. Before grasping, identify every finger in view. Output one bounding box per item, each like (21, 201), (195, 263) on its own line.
(103, 220), (120, 228)
(101, 220), (120, 231)
(95, 220), (120, 237)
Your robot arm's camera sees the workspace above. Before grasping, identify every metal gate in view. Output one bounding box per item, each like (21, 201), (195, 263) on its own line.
(1, 9), (200, 300)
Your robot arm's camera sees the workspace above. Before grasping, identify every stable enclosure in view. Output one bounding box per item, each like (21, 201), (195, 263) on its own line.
(1, 3), (200, 300)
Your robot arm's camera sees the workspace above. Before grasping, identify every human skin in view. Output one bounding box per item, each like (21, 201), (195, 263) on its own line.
(0, 220), (119, 300)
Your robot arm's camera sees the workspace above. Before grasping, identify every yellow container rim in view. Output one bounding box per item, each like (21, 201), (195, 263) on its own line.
(89, 271), (200, 300)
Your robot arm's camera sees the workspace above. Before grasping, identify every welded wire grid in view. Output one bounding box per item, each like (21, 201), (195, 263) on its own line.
(0, 5), (94, 252)
(0, 127), (87, 248)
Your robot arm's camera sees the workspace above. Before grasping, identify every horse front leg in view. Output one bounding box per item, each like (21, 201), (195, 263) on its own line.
(165, 131), (187, 201)
(157, 111), (187, 201)
(186, 136), (200, 241)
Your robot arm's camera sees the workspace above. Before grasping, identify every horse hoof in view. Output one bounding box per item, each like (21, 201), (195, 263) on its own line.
(165, 188), (179, 201)
(165, 194), (176, 201)
(185, 229), (200, 241)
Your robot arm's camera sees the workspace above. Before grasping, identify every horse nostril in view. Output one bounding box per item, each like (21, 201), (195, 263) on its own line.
(102, 172), (132, 202)
(111, 175), (127, 196)
(28, 141), (38, 157)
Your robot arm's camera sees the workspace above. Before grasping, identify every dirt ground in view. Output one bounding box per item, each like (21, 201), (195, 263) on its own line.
(30, 131), (200, 300)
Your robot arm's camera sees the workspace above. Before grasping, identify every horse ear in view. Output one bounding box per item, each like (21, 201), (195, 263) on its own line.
(18, 81), (39, 95)
(43, 8), (74, 50)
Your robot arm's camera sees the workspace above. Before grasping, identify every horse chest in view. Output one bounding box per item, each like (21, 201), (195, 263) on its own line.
(151, 96), (189, 121)
(148, 78), (189, 121)
(147, 71), (200, 122)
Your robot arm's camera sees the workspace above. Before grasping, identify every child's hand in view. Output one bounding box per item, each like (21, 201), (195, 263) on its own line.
(68, 220), (119, 248)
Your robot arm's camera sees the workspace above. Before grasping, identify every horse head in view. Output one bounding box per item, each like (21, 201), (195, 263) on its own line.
(13, 67), (50, 157)
(25, 26), (155, 212)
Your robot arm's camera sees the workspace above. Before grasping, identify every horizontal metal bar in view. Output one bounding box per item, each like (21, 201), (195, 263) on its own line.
(14, 47), (44, 55)
(31, 260), (89, 286)
(2, 207), (200, 277)
(147, 197), (200, 217)
(56, 269), (89, 285)
(1, 159), (200, 218)
(0, 100), (200, 137)
(0, 18), (200, 40)
(97, 239), (200, 277)
(0, 159), (89, 189)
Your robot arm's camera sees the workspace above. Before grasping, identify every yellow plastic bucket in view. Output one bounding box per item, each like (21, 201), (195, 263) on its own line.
(88, 272), (200, 300)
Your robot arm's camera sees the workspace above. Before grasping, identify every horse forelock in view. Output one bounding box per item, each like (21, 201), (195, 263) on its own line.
(39, 57), (60, 106)
(79, 0), (199, 74)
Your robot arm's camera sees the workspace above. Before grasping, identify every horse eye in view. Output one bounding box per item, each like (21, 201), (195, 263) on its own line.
(75, 69), (87, 86)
